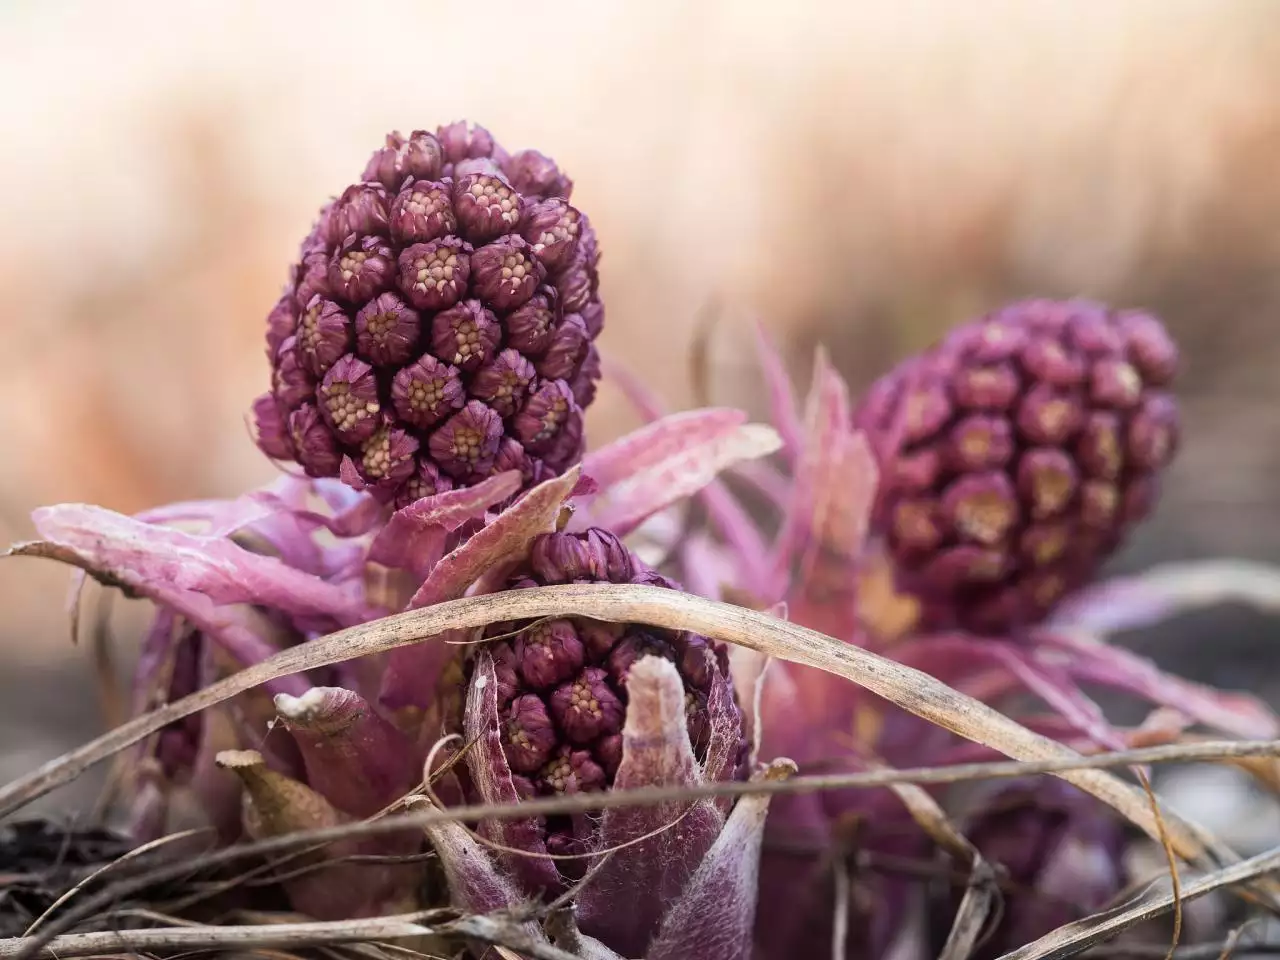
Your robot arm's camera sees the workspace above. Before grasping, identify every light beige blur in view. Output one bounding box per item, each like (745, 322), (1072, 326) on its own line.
(2, 0), (1280, 806)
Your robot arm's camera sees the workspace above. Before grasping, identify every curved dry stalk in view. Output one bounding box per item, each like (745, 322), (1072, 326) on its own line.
(0, 911), (580, 960)
(998, 845), (1280, 960)
(0, 584), (1268, 891)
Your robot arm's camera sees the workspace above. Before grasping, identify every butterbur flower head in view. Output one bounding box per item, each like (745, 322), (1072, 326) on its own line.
(255, 122), (605, 505)
(446, 528), (763, 958)
(930, 780), (1128, 960)
(854, 299), (1180, 633)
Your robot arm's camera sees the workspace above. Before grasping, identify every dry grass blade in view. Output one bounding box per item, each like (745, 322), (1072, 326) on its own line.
(888, 781), (995, 960)
(0, 912), (580, 960)
(22, 828), (208, 935)
(997, 845), (1280, 960)
(7, 741), (1280, 960)
(0, 585), (1268, 896)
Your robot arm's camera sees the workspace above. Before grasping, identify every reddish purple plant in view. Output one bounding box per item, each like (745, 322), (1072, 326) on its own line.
(610, 301), (1277, 959)
(13, 395), (781, 955)
(253, 123), (603, 506)
(438, 528), (768, 958)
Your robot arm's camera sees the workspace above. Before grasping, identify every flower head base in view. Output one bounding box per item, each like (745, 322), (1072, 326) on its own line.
(254, 123), (603, 505)
(855, 299), (1181, 633)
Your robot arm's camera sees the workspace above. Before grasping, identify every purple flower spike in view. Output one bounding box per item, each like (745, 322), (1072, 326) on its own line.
(390, 179), (456, 244)
(521, 198), (581, 271)
(297, 297), (352, 378)
(471, 348), (536, 419)
(252, 393), (294, 460)
(430, 300), (500, 371)
(397, 237), (472, 310)
(428, 401), (504, 479)
(504, 149), (574, 200)
(391, 355), (465, 430)
(453, 172), (523, 244)
(354, 292), (420, 367)
(288, 403), (343, 476)
(363, 130), (445, 191)
(549, 667), (626, 743)
(318, 355), (381, 444)
(255, 123), (604, 501)
(471, 236), (544, 310)
(857, 298), (1182, 632)
(505, 289), (558, 356)
(504, 694), (558, 773)
(514, 379), (577, 454)
(536, 313), (591, 381)
(514, 618), (584, 690)
(325, 183), (391, 244)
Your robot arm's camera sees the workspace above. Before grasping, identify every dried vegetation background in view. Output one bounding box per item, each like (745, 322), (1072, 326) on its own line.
(2, 0), (1280, 850)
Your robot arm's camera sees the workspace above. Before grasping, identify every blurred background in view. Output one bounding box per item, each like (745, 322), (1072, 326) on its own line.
(2, 0), (1280, 836)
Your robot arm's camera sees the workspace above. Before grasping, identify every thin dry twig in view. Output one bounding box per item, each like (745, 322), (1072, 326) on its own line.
(22, 828), (210, 936)
(11, 739), (1276, 960)
(0, 582), (1265, 890)
(998, 845), (1280, 960)
(0, 912), (580, 960)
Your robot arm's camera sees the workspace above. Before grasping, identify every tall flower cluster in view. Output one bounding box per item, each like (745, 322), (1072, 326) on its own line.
(252, 122), (603, 506)
(853, 299), (1179, 633)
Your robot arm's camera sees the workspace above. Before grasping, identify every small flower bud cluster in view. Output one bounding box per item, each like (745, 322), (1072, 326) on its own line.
(854, 299), (1180, 633)
(476, 529), (750, 866)
(253, 123), (603, 507)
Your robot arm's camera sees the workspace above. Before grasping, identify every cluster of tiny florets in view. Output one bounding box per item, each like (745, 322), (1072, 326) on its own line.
(253, 123), (603, 507)
(854, 299), (1180, 633)
(478, 530), (749, 864)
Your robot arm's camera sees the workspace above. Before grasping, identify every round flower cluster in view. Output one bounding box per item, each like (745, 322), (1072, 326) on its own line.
(854, 299), (1180, 633)
(252, 122), (603, 507)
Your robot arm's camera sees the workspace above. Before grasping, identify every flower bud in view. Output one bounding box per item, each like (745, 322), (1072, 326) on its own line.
(390, 179), (456, 244)
(471, 236), (545, 310)
(354, 292), (420, 367)
(427, 400), (504, 479)
(318, 355), (381, 444)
